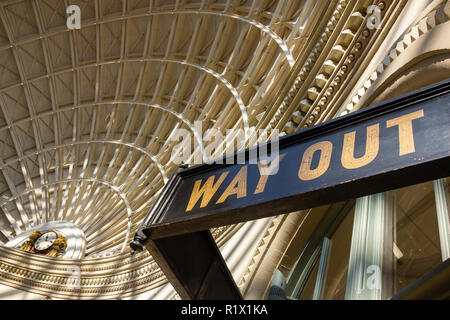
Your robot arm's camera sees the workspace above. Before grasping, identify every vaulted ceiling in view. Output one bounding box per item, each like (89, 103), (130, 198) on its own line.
(0, 0), (412, 299)
(0, 0), (318, 298)
(0, 0), (310, 255)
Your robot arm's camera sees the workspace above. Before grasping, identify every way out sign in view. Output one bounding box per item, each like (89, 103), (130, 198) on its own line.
(132, 79), (450, 300)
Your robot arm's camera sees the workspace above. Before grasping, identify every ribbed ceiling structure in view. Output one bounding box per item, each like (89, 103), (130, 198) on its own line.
(0, 0), (307, 252)
(0, 0), (415, 299)
(0, 0), (321, 298)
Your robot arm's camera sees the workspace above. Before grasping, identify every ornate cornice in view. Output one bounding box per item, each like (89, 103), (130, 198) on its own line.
(0, 223), (240, 299)
(237, 215), (285, 291)
(341, 0), (450, 115)
(280, 0), (402, 132)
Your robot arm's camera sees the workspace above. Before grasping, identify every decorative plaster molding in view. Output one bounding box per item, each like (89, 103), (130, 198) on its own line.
(274, 0), (400, 134)
(341, 0), (450, 115)
(0, 223), (240, 299)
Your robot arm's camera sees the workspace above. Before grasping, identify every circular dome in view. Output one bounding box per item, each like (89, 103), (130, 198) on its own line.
(0, 0), (313, 298)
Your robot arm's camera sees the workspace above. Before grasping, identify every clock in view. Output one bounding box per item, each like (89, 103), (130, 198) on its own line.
(33, 231), (58, 252)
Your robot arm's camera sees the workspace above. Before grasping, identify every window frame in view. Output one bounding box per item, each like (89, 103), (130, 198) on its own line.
(285, 177), (450, 300)
(285, 200), (355, 299)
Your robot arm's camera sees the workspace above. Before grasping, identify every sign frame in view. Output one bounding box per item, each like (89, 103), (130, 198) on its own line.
(139, 79), (450, 240)
(132, 78), (450, 300)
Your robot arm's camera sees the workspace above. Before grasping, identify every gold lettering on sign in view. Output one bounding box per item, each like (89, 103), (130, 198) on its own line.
(298, 141), (333, 181)
(186, 171), (229, 212)
(342, 124), (380, 169)
(216, 166), (247, 204)
(386, 110), (424, 156)
(254, 154), (287, 195)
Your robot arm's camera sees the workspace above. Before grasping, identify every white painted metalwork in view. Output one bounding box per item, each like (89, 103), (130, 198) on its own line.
(345, 193), (394, 300)
(433, 179), (450, 261)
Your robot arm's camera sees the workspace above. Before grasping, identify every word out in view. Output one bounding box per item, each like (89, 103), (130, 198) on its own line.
(67, 5), (81, 30)
(185, 110), (424, 212)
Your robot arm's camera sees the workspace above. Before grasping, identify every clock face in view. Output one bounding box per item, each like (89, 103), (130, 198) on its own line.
(34, 231), (58, 252)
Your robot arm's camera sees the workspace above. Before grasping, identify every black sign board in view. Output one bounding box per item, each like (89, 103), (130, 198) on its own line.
(132, 79), (450, 300)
